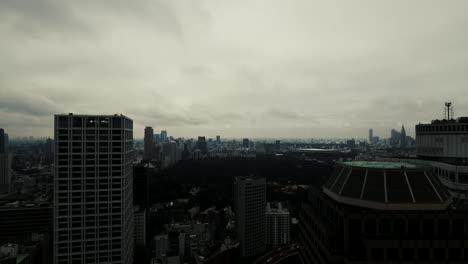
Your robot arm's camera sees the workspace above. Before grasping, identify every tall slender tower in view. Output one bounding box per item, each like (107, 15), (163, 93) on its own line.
(54, 114), (134, 264)
(0, 128), (11, 193)
(368, 129), (373, 144)
(400, 124), (407, 148)
(144, 127), (154, 161)
(235, 176), (266, 258)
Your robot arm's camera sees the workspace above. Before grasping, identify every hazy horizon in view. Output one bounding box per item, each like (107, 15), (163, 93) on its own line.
(1, 0), (468, 138)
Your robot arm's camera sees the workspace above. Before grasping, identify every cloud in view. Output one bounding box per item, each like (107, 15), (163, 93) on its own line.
(1, 0), (468, 138)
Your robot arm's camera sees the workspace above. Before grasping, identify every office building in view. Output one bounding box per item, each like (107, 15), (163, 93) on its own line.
(390, 128), (401, 147)
(235, 176), (266, 258)
(154, 234), (169, 261)
(266, 203), (290, 247)
(134, 206), (146, 247)
(0, 202), (53, 244)
(299, 160), (467, 263)
(368, 129), (373, 144)
(242, 138), (249, 149)
(144, 127), (154, 161)
(197, 137), (207, 154)
(160, 130), (168, 143)
(0, 128), (11, 193)
(54, 114), (134, 264)
(216, 135), (221, 145)
(154, 134), (161, 145)
(415, 102), (468, 199)
(400, 124), (407, 148)
(0, 129), (6, 153)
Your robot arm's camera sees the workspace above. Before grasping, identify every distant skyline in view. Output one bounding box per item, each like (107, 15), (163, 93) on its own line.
(1, 1), (468, 138)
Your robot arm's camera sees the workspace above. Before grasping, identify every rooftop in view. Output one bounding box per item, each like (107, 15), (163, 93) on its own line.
(323, 161), (451, 210)
(343, 161), (419, 169)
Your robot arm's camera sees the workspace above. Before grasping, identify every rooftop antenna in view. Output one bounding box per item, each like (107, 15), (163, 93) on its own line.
(444, 102), (453, 120)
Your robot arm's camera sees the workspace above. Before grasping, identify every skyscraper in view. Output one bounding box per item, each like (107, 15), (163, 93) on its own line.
(197, 136), (207, 154)
(0, 129), (6, 153)
(54, 114), (134, 264)
(368, 129), (373, 144)
(144, 127), (154, 160)
(160, 130), (167, 143)
(0, 128), (11, 193)
(235, 176), (266, 258)
(154, 134), (160, 145)
(400, 124), (407, 148)
(266, 203), (290, 247)
(242, 138), (249, 149)
(216, 135), (221, 145)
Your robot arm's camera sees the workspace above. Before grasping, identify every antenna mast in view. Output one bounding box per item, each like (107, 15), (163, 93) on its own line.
(444, 102), (453, 120)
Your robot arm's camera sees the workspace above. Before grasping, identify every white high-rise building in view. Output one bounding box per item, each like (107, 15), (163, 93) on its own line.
(54, 114), (134, 264)
(144, 127), (154, 161)
(235, 176), (266, 258)
(266, 202), (290, 247)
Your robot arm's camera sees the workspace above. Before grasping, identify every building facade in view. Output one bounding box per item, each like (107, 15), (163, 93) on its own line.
(235, 176), (266, 258)
(143, 127), (154, 161)
(415, 105), (468, 199)
(134, 206), (146, 247)
(299, 161), (467, 264)
(266, 203), (290, 247)
(54, 114), (134, 264)
(0, 128), (10, 193)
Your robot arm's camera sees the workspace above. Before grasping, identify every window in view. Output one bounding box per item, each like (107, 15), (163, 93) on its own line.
(99, 117), (110, 128)
(72, 117), (83, 127)
(402, 248), (414, 261)
(112, 117), (122, 128)
(418, 248), (429, 261)
(58, 117), (69, 128)
(87, 117), (96, 128)
(434, 248), (445, 261)
(371, 248), (384, 261)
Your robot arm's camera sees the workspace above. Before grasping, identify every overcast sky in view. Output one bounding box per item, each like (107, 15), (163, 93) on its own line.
(1, 0), (468, 139)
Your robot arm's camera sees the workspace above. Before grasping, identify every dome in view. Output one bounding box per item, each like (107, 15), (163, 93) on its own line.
(323, 161), (452, 210)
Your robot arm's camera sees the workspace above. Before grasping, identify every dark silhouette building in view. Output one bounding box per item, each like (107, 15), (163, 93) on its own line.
(299, 161), (467, 263)
(197, 136), (207, 154)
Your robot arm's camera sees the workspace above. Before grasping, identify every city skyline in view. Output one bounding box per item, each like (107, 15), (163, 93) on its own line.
(1, 1), (468, 138)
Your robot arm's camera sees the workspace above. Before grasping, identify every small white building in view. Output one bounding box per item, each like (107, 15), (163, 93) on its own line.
(266, 202), (290, 247)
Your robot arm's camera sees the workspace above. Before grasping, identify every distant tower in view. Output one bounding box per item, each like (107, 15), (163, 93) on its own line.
(197, 136), (207, 154)
(444, 102), (454, 120)
(0, 128), (11, 193)
(242, 138), (249, 149)
(368, 129), (373, 144)
(235, 176), (266, 258)
(160, 130), (168, 143)
(144, 127), (154, 160)
(400, 124), (407, 148)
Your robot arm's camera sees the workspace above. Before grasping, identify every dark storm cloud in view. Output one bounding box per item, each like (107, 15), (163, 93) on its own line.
(1, 0), (468, 138)
(0, 87), (59, 116)
(0, 0), (90, 36)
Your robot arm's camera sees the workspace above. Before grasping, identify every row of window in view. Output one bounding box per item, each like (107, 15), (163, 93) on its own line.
(57, 116), (131, 129)
(370, 247), (468, 261)
(417, 124), (468, 133)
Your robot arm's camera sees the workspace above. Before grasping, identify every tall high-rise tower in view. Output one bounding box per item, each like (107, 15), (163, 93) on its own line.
(160, 130), (167, 143)
(235, 176), (266, 258)
(400, 124), (407, 148)
(54, 114), (134, 264)
(368, 129), (373, 144)
(144, 127), (154, 161)
(0, 128), (11, 193)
